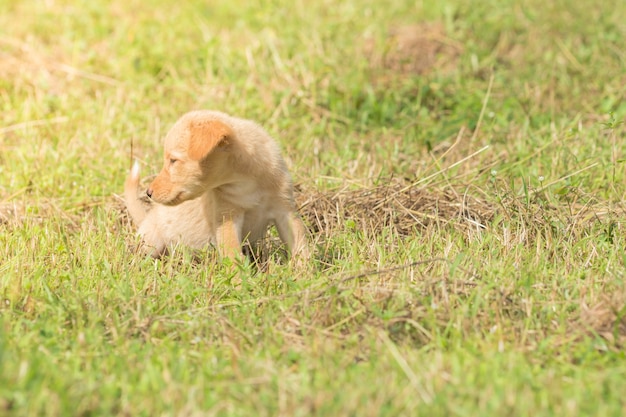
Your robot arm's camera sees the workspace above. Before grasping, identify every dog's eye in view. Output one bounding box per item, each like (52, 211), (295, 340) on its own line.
(169, 158), (177, 165)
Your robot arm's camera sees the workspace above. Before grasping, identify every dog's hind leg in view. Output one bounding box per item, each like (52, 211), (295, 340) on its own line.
(275, 210), (310, 261)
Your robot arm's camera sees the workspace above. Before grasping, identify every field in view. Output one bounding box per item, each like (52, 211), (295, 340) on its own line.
(1, 0), (626, 415)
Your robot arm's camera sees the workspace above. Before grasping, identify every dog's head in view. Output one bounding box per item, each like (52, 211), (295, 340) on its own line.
(147, 112), (233, 205)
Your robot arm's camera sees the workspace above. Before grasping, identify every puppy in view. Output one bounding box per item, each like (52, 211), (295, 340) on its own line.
(145, 110), (309, 261)
(124, 161), (213, 258)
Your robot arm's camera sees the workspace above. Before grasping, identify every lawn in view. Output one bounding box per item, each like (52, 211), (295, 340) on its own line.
(1, 0), (625, 415)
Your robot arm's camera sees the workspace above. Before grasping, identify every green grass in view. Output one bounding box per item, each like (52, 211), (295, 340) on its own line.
(1, 0), (626, 415)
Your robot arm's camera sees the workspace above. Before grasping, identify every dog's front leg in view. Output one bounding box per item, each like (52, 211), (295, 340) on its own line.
(214, 208), (245, 260)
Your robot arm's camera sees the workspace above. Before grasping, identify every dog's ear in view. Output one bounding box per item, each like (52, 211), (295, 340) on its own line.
(188, 120), (233, 161)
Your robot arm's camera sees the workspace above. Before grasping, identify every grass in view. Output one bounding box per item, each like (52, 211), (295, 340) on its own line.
(1, 0), (626, 415)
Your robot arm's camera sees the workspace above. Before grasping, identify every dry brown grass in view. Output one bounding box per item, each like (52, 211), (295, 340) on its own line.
(364, 22), (462, 84)
(579, 293), (626, 349)
(297, 179), (490, 239)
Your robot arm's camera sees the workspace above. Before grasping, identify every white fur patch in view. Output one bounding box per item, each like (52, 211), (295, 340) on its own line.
(131, 160), (141, 179)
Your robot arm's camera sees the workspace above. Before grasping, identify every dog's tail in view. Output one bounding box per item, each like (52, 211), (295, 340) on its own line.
(124, 160), (147, 226)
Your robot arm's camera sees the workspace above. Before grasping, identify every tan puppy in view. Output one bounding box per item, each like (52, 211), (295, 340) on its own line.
(145, 110), (309, 261)
(125, 161), (213, 258)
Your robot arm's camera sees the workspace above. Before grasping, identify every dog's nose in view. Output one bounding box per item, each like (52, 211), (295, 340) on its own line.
(146, 188), (153, 198)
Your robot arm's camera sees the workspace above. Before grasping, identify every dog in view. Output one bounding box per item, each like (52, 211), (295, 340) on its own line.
(124, 161), (213, 258)
(126, 110), (309, 262)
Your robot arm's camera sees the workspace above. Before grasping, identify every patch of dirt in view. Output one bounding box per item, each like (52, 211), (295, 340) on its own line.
(365, 22), (462, 78)
(579, 295), (626, 349)
(0, 202), (24, 225)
